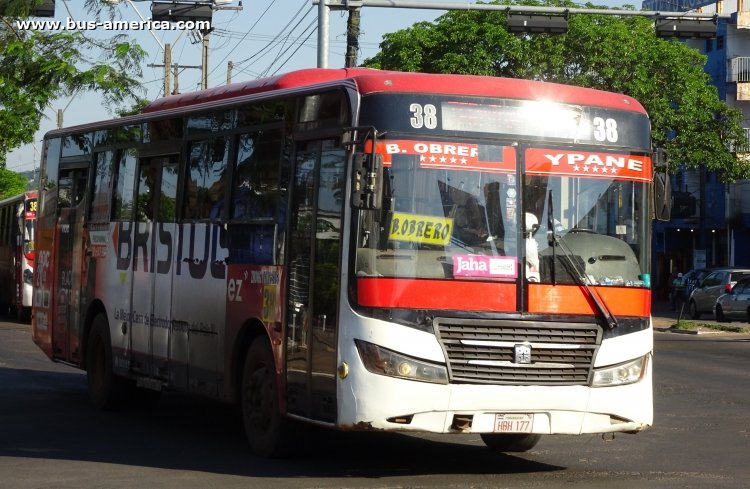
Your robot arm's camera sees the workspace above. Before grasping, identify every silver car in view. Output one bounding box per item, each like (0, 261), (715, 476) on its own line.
(714, 277), (750, 322)
(688, 268), (750, 319)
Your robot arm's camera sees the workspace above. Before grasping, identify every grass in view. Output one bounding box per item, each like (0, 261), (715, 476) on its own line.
(672, 320), (747, 333)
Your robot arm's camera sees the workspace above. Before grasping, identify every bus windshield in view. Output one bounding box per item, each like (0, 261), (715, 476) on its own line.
(355, 138), (650, 287)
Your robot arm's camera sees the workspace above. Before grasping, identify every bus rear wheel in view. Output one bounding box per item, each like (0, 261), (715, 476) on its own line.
(480, 433), (542, 452)
(241, 337), (290, 457)
(86, 314), (125, 410)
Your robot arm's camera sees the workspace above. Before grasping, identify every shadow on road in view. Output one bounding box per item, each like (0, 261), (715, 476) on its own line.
(0, 366), (564, 480)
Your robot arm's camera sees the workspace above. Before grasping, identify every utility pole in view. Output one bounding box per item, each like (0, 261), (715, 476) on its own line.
(201, 31), (210, 90)
(345, 7), (360, 68)
(317, 0), (330, 68)
(148, 60), (202, 96)
(173, 64), (180, 95)
(227, 61), (233, 85)
(164, 43), (172, 97)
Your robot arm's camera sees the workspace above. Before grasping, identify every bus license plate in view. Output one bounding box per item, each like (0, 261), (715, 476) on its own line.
(494, 413), (534, 433)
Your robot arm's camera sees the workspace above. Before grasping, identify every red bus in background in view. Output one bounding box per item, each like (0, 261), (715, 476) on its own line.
(32, 68), (669, 457)
(0, 190), (37, 322)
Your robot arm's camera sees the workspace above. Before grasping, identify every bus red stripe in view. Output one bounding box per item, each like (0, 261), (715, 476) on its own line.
(357, 279), (651, 317)
(357, 278), (517, 311)
(527, 284), (650, 317)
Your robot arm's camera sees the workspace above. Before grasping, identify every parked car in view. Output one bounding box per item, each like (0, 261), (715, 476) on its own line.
(714, 276), (750, 322)
(688, 268), (750, 319)
(669, 268), (712, 311)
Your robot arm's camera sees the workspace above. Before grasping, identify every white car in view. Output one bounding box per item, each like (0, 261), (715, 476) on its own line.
(688, 268), (750, 319)
(714, 277), (750, 322)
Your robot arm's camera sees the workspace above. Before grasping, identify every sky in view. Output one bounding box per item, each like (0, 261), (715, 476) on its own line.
(7, 0), (640, 173)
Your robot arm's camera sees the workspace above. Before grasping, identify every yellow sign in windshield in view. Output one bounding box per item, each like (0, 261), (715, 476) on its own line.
(389, 211), (453, 246)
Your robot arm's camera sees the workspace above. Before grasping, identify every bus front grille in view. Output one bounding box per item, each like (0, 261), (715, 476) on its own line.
(433, 318), (601, 386)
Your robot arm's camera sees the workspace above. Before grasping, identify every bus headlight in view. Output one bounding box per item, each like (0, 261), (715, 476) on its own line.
(592, 354), (649, 387)
(354, 339), (448, 384)
(23, 269), (33, 284)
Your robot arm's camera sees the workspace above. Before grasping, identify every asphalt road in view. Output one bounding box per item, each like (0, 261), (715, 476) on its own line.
(1, 317), (749, 489)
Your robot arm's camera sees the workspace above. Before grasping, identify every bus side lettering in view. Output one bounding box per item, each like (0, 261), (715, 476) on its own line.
(115, 222), (225, 280)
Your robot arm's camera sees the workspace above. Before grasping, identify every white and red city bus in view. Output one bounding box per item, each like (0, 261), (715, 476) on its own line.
(0, 190), (37, 322)
(32, 68), (670, 456)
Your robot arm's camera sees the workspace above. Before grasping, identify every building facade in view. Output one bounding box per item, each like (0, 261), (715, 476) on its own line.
(644, 0), (750, 298)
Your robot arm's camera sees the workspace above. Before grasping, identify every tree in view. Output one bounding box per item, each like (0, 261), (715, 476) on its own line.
(0, 166), (30, 199)
(364, 0), (749, 181)
(0, 0), (145, 166)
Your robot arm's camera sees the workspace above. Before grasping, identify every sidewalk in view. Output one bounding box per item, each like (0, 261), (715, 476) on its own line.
(651, 299), (750, 334)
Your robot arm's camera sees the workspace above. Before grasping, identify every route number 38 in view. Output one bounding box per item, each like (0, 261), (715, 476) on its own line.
(409, 103), (438, 129)
(593, 117), (618, 143)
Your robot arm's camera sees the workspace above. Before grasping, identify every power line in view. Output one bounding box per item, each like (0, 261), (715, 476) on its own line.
(204, 0), (283, 82)
(270, 22), (318, 76)
(232, 2), (312, 67)
(260, 17), (318, 77)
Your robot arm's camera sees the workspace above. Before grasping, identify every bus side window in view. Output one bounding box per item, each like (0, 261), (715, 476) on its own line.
(112, 149), (137, 221)
(227, 129), (285, 265)
(136, 163), (158, 222)
(90, 151), (114, 223)
(232, 129), (283, 221)
(184, 138), (229, 221)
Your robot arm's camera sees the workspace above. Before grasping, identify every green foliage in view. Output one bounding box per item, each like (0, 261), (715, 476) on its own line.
(0, 166), (31, 200)
(673, 319), (746, 333)
(364, 0), (749, 181)
(115, 97), (151, 118)
(0, 0), (145, 165)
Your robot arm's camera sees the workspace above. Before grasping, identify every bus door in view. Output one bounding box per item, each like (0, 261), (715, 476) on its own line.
(52, 167), (88, 363)
(129, 156), (178, 380)
(285, 139), (345, 422)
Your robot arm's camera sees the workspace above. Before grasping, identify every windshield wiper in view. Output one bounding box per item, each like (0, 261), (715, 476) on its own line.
(546, 192), (618, 329)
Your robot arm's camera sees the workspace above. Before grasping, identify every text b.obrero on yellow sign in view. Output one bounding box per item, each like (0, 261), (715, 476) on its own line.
(388, 211), (453, 246)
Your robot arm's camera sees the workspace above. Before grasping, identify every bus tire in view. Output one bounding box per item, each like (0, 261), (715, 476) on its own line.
(241, 337), (290, 457)
(86, 314), (124, 410)
(480, 433), (542, 452)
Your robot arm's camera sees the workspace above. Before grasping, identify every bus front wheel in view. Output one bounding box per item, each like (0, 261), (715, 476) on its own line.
(241, 337), (290, 457)
(480, 433), (542, 452)
(86, 314), (124, 410)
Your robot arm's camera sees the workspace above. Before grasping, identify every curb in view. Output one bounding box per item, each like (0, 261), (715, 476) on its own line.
(663, 327), (724, 335)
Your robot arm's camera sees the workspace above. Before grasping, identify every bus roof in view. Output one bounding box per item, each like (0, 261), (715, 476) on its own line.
(0, 190), (38, 207)
(143, 68), (646, 115)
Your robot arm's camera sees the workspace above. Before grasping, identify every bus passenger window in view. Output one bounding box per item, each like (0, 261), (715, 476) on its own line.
(136, 163), (158, 222)
(112, 150), (137, 221)
(184, 138), (229, 220)
(90, 151), (113, 223)
(232, 129), (282, 221)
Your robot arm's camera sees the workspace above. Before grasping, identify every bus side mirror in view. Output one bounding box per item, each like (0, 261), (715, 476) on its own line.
(351, 152), (383, 210)
(653, 148), (671, 221)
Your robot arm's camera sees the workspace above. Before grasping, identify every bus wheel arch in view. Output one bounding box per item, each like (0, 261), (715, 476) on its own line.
(231, 318), (268, 404)
(240, 333), (291, 457)
(86, 310), (126, 410)
(81, 300), (107, 372)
